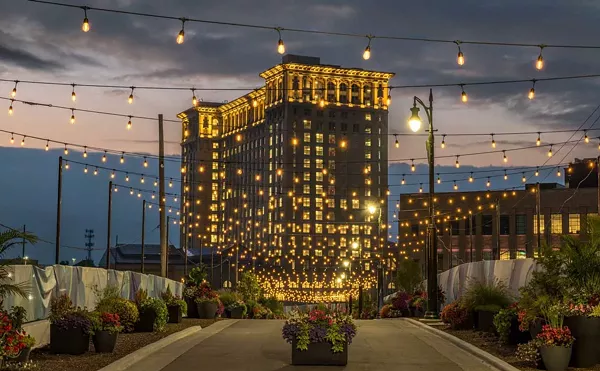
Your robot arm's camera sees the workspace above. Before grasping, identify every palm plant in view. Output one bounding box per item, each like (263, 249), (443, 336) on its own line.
(0, 229), (38, 299)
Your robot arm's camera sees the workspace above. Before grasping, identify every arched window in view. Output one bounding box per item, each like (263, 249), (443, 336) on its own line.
(302, 76), (312, 101)
(363, 83), (372, 106)
(339, 83), (348, 103)
(315, 78), (325, 101)
(351, 84), (360, 104)
(327, 81), (336, 102)
(292, 76), (300, 99)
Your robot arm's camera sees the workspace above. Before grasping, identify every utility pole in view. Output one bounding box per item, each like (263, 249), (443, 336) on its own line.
(55, 156), (63, 265)
(166, 215), (170, 278)
(496, 201), (501, 260)
(158, 114), (167, 277)
(536, 182), (542, 256)
(106, 181), (113, 270)
(469, 215), (473, 263)
(141, 200), (146, 274)
(84, 229), (95, 263)
(21, 225), (26, 260)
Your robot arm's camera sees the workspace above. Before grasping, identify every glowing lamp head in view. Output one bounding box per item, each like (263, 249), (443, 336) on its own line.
(176, 30), (185, 44)
(408, 106), (422, 133)
(368, 205), (377, 215)
(343, 260), (350, 267)
(351, 241), (359, 249)
(82, 17), (90, 32)
(457, 51), (465, 66)
(363, 45), (371, 60)
(277, 39), (285, 54)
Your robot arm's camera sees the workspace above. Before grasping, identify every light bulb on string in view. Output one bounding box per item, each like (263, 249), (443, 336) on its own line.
(469, 173), (474, 182)
(528, 80), (536, 99)
(152, 192), (155, 199)
(70, 109), (75, 124)
(535, 167), (540, 177)
(83, 146), (87, 158)
(557, 168), (562, 177)
(411, 160), (415, 172)
(437, 174), (441, 184)
(453, 182), (458, 191)
(169, 179), (173, 188)
(140, 175), (145, 184)
(81, 6), (90, 32)
(455, 41), (465, 66)
(491, 134), (496, 148)
(503, 150), (508, 163)
(460, 85), (468, 103)
(110, 170), (115, 179)
(176, 18), (186, 44)
(455, 156), (460, 168)
(535, 45), (545, 70)
(71, 84), (77, 102)
(154, 179), (158, 187)
(84, 166), (88, 174)
(401, 175), (405, 185)
(486, 178), (491, 187)
(128, 87), (134, 104)
(547, 145), (553, 157)
(191, 89), (197, 106)
(441, 135), (446, 149)
(143, 157), (148, 167)
(276, 28), (285, 54)
(64, 161), (69, 170)
(130, 188), (134, 195)
(93, 167), (98, 176)
(8, 100), (14, 116)
(419, 184), (423, 193)
(362, 36), (372, 60)
(536, 132), (541, 146)
(120, 152), (125, 164)
(504, 170), (508, 180)
(64, 145), (69, 155)
(125, 173), (129, 182)
(585, 131), (589, 143)
(340, 137), (347, 148)
(20, 136), (25, 146)
(10, 81), (17, 98)
(394, 135), (399, 148)
(45, 140), (49, 151)
(127, 116), (132, 130)
(102, 151), (107, 162)
(9, 133), (14, 144)
(386, 89), (392, 106)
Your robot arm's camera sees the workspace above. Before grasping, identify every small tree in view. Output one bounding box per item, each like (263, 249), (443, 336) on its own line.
(236, 272), (262, 302)
(395, 259), (422, 293)
(0, 229), (37, 299)
(188, 264), (208, 285)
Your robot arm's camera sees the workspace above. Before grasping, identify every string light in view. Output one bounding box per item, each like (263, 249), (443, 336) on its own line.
(140, 175), (145, 183)
(469, 172), (473, 182)
(169, 179), (173, 187)
(411, 160), (415, 172)
(10, 81), (17, 98)
(486, 178), (491, 187)
(291, 136), (298, 146)
(111, 170), (115, 179)
(460, 85), (468, 103)
(528, 80), (536, 99)
(455, 41), (465, 66)
(70, 109), (76, 124)
(127, 116), (132, 130)
(120, 153), (125, 163)
(386, 89), (391, 106)
(83, 146), (88, 158)
(394, 135), (399, 148)
(45, 140), (49, 151)
(9, 133), (14, 144)
(557, 168), (561, 177)
(128, 87), (134, 104)
(64, 161), (69, 170)
(143, 157), (148, 167)
(20, 136), (25, 146)
(8, 99), (13, 116)
(130, 188), (134, 195)
(504, 170), (508, 180)
(453, 182), (458, 190)
(363, 36), (372, 60)
(71, 84), (77, 102)
(84, 165), (88, 173)
(419, 184), (423, 193)
(503, 150), (508, 163)
(491, 134), (496, 148)
(522, 173), (526, 183)
(276, 28), (285, 54)
(437, 174), (441, 184)
(340, 137), (347, 148)
(401, 175), (405, 185)
(536, 46), (545, 70)
(535, 167), (539, 177)
(94, 167), (98, 176)
(547, 145), (553, 157)
(102, 151), (107, 162)
(125, 173), (130, 182)
(441, 135), (446, 149)
(64, 145), (69, 155)
(536, 132), (541, 146)
(455, 156), (460, 168)
(176, 18), (186, 44)
(81, 6), (90, 32)
(191, 89), (198, 106)
(584, 130), (589, 143)
(154, 179), (158, 187)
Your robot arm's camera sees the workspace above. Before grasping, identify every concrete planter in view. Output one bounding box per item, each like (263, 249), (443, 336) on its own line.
(196, 301), (218, 319)
(135, 310), (157, 332)
(540, 345), (571, 371)
(50, 324), (90, 355)
(291, 339), (348, 366)
(564, 315), (600, 368)
(168, 305), (182, 324)
(93, 331), (118, 353)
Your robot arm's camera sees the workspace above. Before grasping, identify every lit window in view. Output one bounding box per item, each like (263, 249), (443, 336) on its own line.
(303, 224), (310, 233)
(569, 214), (580, 234)
(304, 146), (311, 155)
(315, 224), (322, 233)
(304, 172), (311, 181)
(316, 172), (324, 182)
(304, 133), (311, 142)
(316, 159), (323, 168)
(304, 159), (311, 168)
(303, 185), (310, 194)
(365, 138), (371, 147)
(316, 146), (323, 156)
(352, 225), (359, 234)
(316, 211), (323, 220)
(550, 214), (562, 234)
(533, 215), (545, 234)
(303, 211), (310, 220)
(352, 199), (359, 209)
(365, 150), (371, 159)
(303, 120), (311, 129)
(303, 249), (309, 256)
(315, 198), (322, 208)
(328, 148), (336, 157)
(303, 197), (311, 207)
(329, 135), (336, 144)
(326, 199), (335, 208)
(316, 133), (323, 143)
(316, 184), (323, 194)
(315, 250), (322, 256)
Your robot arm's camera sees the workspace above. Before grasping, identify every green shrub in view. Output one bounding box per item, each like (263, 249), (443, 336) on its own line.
(161, 286), (187, 315)
(96, 297), (139, 332)
(260, 296), (283, 315)
(461, 279), (511, 312)
(49, 294), (75, 322)
(236, 272), (262, 302)
(494, 305), (518, 343)
(139, 298), (168, 332)
(218, 290), (242, 307)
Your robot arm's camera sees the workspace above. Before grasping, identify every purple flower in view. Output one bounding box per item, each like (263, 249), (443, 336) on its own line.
(282, 323), (299, 344)
(341, 323), (357, 344)
(309, 325), (327, 343)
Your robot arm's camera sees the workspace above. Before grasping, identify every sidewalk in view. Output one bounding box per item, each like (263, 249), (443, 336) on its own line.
(152, 319), (501, 371)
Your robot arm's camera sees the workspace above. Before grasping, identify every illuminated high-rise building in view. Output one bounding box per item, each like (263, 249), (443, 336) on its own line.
(178, 55), (394, 301)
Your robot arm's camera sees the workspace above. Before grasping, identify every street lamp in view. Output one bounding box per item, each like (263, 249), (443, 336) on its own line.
(23, 256), (28, 265)
(407, 88), (438, 319)
(343, 260), (350, 268)
(367, 204), (377, 215)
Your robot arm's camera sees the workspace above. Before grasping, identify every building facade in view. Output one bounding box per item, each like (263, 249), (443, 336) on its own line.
(178, 55), (394, 301)
(397, 162), (599, 272)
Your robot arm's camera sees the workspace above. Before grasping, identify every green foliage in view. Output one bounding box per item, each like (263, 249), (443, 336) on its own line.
(188, 265), (208, 285)
(296, 322), (310, 351)
(96, 297), (139, 333)
(326, 323), (345, 353)
(22, 334), (36, 348)
(139, 297), (168, 332)
(516, 339), (542, 366)
(217, 290), (241, 307)
(0, 229), (37, 299)
(395, 259), (422, 293)
(161, 286), (187, 314)
(134, 288), (148, 306)
(461, 279), (511, 312)
(49, 294), (74, 322)
(9, 306), (27, 330)
(236, 272), (262, 302)
(494, 306), (518, 344)
(260, 296), (283, 315)
(590, 305), (600, 317)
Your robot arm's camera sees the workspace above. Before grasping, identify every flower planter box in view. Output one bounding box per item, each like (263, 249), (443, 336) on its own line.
(196, 302), (218, 319)
(93, 331), (118, 353)
(564, 315), (600, 368)
(135, 310), (157, 332)
(50, 324), (90, 355)
(229, 307), (245, 319)
(185, 297), (199, 318)
(291, 339), (348, 366)
(540, 345), (571, 371)
(477, 310), (498, 333)
(168, 305), (183, 324)
(14, 347), (32, 363)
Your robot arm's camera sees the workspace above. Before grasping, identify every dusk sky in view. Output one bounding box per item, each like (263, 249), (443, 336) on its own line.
(1, 0), (600, 264)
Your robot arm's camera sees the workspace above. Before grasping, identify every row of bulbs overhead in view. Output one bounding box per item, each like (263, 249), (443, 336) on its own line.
(77, 9), (550, 72)
(436, 132), (596, 150)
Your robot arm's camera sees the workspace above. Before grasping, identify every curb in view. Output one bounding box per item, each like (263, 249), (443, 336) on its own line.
(98, 320), (237, 371)
(405, 318), (521, 371)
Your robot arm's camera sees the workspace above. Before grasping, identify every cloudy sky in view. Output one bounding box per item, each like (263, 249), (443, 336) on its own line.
(1, 0), (600, 263)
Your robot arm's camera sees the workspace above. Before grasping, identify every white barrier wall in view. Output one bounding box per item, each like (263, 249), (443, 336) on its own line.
(3, 265), (183, 322)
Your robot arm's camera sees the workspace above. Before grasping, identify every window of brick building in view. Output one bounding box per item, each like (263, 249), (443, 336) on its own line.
(500, 215), (510, 235)
(482, 215), (493, 235)
(569, 214), (581, 234)
(515, 214), (526, 235)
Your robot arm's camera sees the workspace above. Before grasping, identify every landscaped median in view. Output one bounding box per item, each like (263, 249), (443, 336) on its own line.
(30, 318), (221, 371)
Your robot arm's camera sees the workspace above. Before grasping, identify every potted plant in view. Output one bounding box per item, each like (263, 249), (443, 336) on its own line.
(161, 287), (187, 324)
(440, 301), (470, 330)
(91, 312), (123, 353)
(461, 279), (511, 332)
(13, 334), (35, 363)
(49, 294), (93, 355)
(7, 306), (36, 363)
(135, 297), (168, 332)
(227, 300), (247, 319)
(494, 303), (530, 345)
(562, 300), (600, 368)
(183, 265), (208, 318)
(282, 309), (357, 366)
(0, 310), (28, 364)
(537, 303), (574, 371)
(516, 339), (544, 369)
(392, 292), (410, 317)
(194, 282), (219, 319)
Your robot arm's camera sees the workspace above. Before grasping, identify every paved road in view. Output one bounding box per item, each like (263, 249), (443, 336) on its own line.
(158, 319), (497, 371)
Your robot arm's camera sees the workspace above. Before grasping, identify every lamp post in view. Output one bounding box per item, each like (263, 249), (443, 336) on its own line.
(367, 204), (384, 311)
(408, 88), (438, 318)
(352, 240), (363, 317)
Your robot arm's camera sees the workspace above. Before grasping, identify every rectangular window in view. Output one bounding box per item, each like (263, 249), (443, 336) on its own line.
(482, 215), (493, 235)
(304, 159), (311, 168)
(365, 113), (372, 121)
(304, 133), (311, 142)
(329, 134), (336, 144)
(315, 198), (322, 208)
(303, 197), (311, 207)
(303, 185), (310, 194)
(341, 123), (348, 132)
(550, 214), (562, 234)
(341, 199), (347, 209)
(316, 146), (323, 156)
(351, 225), (359, 235)
(328, 122), (336, 130)
(302, 211), (310, 220)
(533, 215), (545, 234)
(303, 146), (311, 155)
(316, 159), (323, 168)
(303, 172), (311, 181)
(450, 221), (459, 235)
(303, 119), (311, 129)
(316, 211), (322, 221)
(316, 133), (323, 143)
(303, 224), (310, 233)
(365, 150), (371, 159)
(500, 215), (510, 235)
(411, 224), (419, 235)
(515, 214), (526, 235)
(316, 172), (323, 182)
(326, 199), (335, 208)
(569, 214), (581, 234)
(328, 148), (336, 157)
(352, 199), (360, 209)
(365, 125), (372, 134)
(303, 250), (309, 256)
(365, 138), (371, 147)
